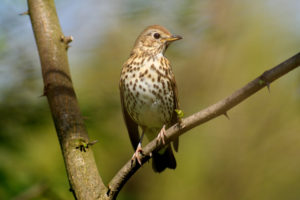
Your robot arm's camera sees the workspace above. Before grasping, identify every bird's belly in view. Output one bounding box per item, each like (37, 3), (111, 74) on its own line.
(124, 77), (174, 128)
(136, 99), (165, 128)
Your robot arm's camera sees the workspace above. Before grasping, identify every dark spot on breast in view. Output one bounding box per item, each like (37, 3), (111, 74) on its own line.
(160, 59), (164, 66)
(162, 81), (165, 88)
(157, 93), (164, 103)
(167, 81), (171, 90)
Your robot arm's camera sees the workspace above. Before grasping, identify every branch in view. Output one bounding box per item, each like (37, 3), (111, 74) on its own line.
(27, 1), (107, 199)
(107, 52), (300, 199)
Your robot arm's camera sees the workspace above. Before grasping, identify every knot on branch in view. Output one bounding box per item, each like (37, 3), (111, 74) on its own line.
(19, 10), (29, 16)
(259, 72), (271, 92)
(40, 83), (51, 97)
(224, 112), (230, 120)
(60, 35), (74, 50)
(75, 139), (99, 152)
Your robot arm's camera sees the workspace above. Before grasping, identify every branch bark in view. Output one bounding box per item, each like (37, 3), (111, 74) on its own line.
(27, 1), (107, 199)
(107, 52), (300, 199)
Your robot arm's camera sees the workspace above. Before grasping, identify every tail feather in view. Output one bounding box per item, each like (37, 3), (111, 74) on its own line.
(152, 145), (176, 173)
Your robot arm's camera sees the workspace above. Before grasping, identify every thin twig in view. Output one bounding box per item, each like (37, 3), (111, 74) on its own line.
(107, 52), (300, 199)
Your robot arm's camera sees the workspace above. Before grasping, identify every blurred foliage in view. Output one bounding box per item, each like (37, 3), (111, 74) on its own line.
(0, 0), (300, 199)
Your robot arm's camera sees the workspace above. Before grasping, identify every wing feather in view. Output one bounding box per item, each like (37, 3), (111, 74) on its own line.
(170, 69), (180, 152)
(119, 80), (140, 150)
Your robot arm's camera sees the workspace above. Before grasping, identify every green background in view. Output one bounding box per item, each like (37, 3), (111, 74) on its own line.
(0, 0), (300, 199)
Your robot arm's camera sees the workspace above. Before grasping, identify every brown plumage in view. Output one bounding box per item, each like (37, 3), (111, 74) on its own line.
(119, 25), (182, 172)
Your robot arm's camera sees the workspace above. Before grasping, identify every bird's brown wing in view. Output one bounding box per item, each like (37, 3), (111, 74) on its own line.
(170, 71), (180, 152)
(119, 81), (140, 150)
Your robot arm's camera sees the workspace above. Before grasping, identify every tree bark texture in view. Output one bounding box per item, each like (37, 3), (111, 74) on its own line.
(27, 1), (107, 199)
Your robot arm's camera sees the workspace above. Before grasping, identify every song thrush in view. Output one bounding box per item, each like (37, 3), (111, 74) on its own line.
(119, 25), (182, 173)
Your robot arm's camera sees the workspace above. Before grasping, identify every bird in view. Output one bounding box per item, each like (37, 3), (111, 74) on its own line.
(119, 25), (182, 173)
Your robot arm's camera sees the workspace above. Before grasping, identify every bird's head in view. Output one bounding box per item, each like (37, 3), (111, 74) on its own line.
(131, 25), (182, 56)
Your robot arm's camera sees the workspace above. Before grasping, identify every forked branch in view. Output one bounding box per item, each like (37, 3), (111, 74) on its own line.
(107, 52), (300, 199)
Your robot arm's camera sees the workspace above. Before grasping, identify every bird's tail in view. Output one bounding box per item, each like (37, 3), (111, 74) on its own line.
(152, 145), (176, 173)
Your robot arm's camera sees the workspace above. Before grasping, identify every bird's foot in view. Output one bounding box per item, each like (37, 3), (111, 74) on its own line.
(131, 143), (143, 165)
(157, 125), (166, 145)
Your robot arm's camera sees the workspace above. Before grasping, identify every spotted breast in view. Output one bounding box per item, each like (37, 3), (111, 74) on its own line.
(119, 25), (182, 172)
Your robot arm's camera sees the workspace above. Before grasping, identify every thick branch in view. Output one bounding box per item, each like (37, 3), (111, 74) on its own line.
(27, 1), (106, 199)
(108, 52), (300, 199)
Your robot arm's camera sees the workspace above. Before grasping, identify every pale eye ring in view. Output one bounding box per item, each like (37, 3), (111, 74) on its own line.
(153, 33), (160, 39)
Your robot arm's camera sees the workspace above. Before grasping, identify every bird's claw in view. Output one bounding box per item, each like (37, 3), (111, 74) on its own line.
(157, 125), (166, 145)
(131, 143), (143, 165)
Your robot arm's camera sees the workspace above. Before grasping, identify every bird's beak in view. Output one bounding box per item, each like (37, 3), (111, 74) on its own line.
(164, 35), (183, 42)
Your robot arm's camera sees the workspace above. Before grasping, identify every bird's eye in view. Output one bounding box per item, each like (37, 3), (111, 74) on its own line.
(153, 33), (160, 39)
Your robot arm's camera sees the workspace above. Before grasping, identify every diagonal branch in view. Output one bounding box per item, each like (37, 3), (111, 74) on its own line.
(107, 52), (300, 199)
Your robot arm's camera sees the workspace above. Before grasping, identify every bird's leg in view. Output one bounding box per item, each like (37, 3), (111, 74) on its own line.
(131, 131), (145, 165)
(156, 125), (166, 145)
